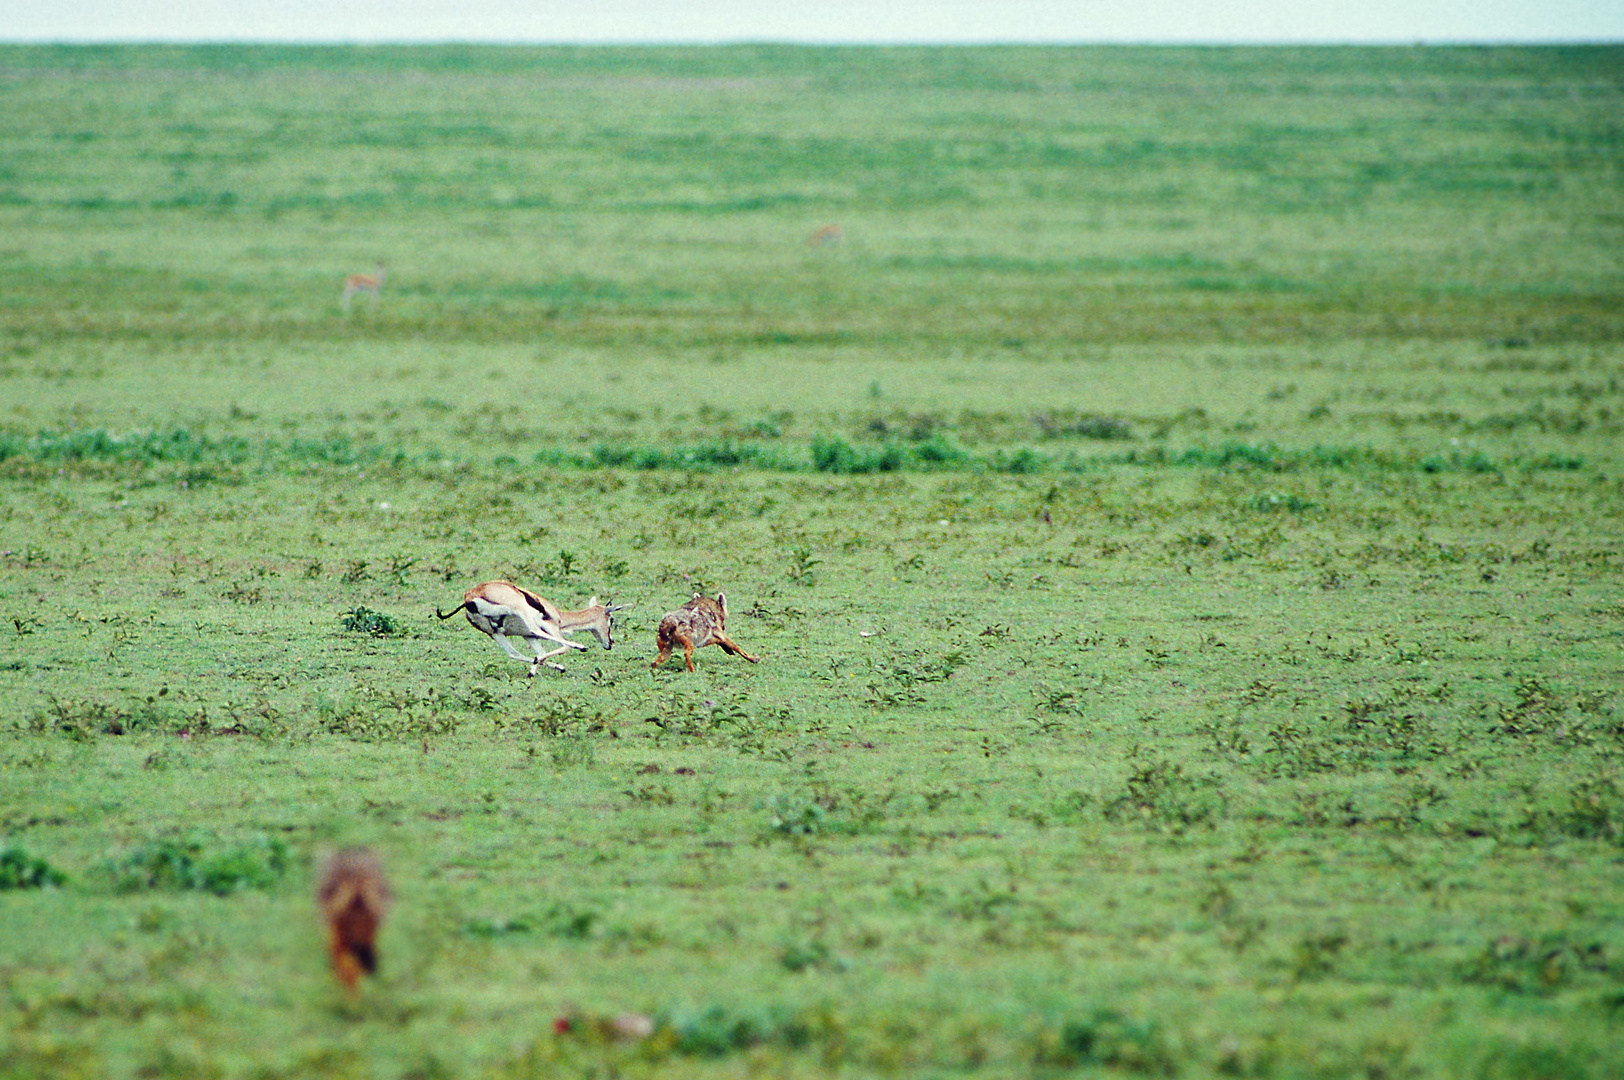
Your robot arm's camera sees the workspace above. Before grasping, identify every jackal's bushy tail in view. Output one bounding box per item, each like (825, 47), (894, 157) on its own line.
(317, 848), (390, 992)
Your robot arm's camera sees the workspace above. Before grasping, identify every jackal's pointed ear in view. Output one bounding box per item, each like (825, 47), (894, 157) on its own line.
(589, 596), (599, 608)
(716, 592), (727, 613)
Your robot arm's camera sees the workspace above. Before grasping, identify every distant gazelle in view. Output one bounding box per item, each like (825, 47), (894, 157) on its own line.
(438, 580), (627, 677)
(341, 263), (386, 310)
(807, 224), (844, 247)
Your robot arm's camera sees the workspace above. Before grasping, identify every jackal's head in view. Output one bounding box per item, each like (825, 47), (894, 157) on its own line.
(686, 592), (727, 625)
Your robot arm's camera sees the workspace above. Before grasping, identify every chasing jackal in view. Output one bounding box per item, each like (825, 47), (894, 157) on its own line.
(652, 592), (761, 671)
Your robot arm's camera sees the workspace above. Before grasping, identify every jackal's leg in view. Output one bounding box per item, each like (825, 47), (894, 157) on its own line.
(326, 896), (381, 994)
(651, 631), (674, 669)
(329, 936), (364, 992)
(711, 632), (761, 663)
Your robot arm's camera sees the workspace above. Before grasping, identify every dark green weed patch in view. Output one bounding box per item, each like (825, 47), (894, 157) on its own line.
(0, 426), (1604, 488)
(105, 836), (290, 896)
(339, 606), (404, 637)
(0, 846), (67, 890)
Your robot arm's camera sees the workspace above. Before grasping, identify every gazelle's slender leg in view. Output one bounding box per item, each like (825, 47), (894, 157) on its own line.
(493, 635), (533, 663)
(529, 641), (579, 673)
(526, 626), (588, 652)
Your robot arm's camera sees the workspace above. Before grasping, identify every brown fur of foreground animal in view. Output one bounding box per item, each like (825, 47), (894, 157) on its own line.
(652, 592), (761, 672)
(316, 848), (390, 993)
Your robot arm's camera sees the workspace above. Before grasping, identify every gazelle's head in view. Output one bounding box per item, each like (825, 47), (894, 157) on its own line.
(586, 596), (632, 649)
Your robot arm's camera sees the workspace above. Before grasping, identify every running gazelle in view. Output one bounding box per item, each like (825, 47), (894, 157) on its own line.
(438, 580), (628, 677)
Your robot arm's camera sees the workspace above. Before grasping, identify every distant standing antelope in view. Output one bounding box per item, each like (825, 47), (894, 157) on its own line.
(807, 224), (844, 247)
(341, 263), (386, 310)
(652, 592), (761, 672)
(438, 580), (627, 677)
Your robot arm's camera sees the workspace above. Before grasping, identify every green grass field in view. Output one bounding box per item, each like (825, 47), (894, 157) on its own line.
(1, 44), (1622, 1079)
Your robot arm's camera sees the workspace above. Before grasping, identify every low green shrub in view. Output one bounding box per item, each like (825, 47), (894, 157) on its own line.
(107, 836), (289, 895)
(340, 607), (402, 636)
(0, 846), (67, 890)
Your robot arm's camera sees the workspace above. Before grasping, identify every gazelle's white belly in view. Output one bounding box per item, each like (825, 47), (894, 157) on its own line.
(465, 599), (542, 639)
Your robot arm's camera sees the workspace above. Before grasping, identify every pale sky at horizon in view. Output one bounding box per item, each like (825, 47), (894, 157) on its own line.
(4, 1), (1621, 45)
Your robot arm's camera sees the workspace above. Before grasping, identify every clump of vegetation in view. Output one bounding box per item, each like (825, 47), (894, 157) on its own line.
(811, 435), (904, 474)
(1249, 491), (1317, 513)
(512, 694), (612, 736)
(315, 685), (462, 741)
(27, 694), (183, 737)
(1034, 1008), (1176, 1074)
(660, 1004), (819, 1058)
(462, 900), (600, 940)
(340, 607), (403, 636)
(785, 546), (820, 586)
(0, 428), (227, 466)
(1460, 934), (1613, 995)
(106, 836), (289, 895)
(1032, 412), (1135, 441)
(0, 846), (67, 890)
(762, 793), (828, 837)
(1548, 775), (1624, 846)
(1104, 757), (1226, 832)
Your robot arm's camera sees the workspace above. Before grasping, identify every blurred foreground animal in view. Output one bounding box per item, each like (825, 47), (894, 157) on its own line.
(317, 848), (390, 993)
(652, 592), (760, 671)
(438, 581), (626, 677)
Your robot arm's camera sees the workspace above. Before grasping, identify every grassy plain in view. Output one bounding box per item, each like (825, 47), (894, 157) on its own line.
(1, 43), (1622, 1079)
